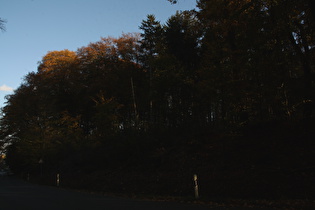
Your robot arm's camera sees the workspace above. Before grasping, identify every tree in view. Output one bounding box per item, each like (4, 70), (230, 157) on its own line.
(139, 15), (164, 125)
(196, 0), (315, 126)
(114, 33), (141, 63)
(76, 34), (146, 131)
(1, 49), (84, 173)
(38, 50), (78, 72)
(139, 15), (163, 61)
(139, 11), (202, 129)
(165, 11), (200, 68)
(1, 70), (85, 173)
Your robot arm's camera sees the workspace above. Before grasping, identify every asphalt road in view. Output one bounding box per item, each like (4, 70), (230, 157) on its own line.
(0, 176), (213, 210)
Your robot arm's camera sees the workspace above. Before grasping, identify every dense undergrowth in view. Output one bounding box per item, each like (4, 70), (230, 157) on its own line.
(23, 119), (315, 202)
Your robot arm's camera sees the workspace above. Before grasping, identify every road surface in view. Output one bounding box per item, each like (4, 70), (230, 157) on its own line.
(0, 176), (213, 210)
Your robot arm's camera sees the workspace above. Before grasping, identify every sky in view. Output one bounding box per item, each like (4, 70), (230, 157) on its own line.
(0, 0), (196, 109)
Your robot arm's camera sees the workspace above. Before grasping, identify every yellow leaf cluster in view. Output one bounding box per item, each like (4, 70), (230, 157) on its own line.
(38, 49), (78, 72)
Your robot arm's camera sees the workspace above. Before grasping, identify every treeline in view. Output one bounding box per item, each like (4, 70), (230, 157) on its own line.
(1, 0), (315, 199)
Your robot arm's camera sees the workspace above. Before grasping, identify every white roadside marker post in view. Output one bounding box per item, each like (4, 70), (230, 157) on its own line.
(193, 174), (199, 199)
(56, 173), (60, 187)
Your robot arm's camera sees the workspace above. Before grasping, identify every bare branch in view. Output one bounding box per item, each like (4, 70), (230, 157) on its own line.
(0, 18), (7, 32)
(167, 0), (177, 4)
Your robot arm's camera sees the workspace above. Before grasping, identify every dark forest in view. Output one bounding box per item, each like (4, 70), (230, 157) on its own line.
(1, 0), (315, 203)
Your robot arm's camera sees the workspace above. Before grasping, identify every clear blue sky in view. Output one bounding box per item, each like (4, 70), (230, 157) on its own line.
(0, 0), (196, 108)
